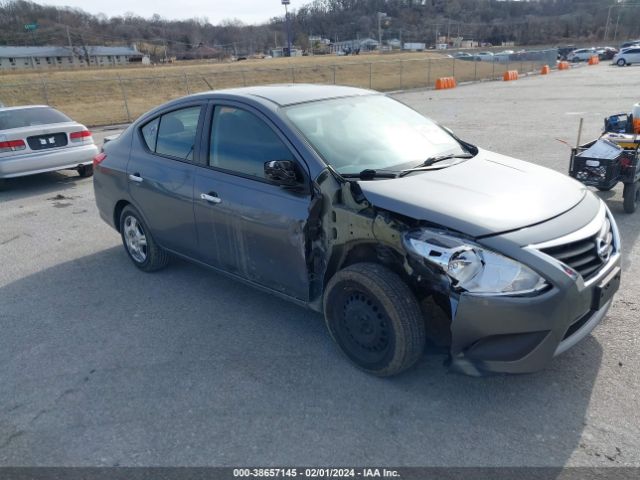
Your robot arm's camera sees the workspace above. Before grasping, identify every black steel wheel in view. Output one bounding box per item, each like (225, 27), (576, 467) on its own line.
(323, 263), (426, 377)
(623, 181), (639, 214)
(119, 205), (169, 272)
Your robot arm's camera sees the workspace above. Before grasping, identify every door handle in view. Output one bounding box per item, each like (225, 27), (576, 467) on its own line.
(128, 173), (143, 183)
(200, 192), (221, 204)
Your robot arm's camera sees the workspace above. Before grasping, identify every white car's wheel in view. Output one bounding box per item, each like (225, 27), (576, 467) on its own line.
(617, 58), (626, 66)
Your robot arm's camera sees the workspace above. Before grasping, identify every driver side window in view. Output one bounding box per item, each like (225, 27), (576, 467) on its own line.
(209, 106), (295, 179)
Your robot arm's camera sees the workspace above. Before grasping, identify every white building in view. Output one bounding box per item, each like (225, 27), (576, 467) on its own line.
(0, 46), (144, 70)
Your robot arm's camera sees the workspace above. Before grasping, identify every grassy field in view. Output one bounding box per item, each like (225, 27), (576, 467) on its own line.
(0, 52), (547, 126)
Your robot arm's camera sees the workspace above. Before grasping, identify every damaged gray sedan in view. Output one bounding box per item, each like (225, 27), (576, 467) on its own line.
(93, 85), (621, 376)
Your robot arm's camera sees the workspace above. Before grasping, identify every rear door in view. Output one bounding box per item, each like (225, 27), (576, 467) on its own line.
(192, 102), (312, 300)
(127, 103), (205, 257)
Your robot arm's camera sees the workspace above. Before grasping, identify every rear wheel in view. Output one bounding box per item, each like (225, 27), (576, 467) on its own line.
(77, 164), (93, 178)
(323, 263), (426, 377)
(617, 58), (626, 67)
(596, 185), (615, 192)
(119, 205), (169, 272)
(623, 181), (639, 214)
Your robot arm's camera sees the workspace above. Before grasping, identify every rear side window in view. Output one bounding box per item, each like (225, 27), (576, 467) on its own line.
(142, 106), (201, 160)
(0, 107), (71, 131)
(141, 118), (159, 151)
(209, 106), (294, 179)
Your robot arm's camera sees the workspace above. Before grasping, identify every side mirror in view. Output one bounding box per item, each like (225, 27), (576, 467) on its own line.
(264, 160), (300, 187)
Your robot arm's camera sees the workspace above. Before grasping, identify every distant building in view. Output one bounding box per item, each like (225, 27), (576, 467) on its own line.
(0, 45), (144, 70)
(403, 42), (426, 51)
(270, 47), (303, 58)
(330, 38), (379, 54)
(386, 38), (402, 49)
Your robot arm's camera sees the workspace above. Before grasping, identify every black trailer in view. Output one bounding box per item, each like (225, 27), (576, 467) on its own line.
(569, 139), (640, 213)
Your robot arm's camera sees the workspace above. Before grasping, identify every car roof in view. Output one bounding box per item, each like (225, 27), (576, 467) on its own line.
(0, 105), (51, 112)
(194, 84), (375, 107)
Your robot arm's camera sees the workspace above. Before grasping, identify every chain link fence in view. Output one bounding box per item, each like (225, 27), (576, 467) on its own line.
(0, 49), (558, 127)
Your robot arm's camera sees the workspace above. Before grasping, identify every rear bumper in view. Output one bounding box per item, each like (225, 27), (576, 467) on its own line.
(0, 144), (99, 178)
(448, 256), (621, 376)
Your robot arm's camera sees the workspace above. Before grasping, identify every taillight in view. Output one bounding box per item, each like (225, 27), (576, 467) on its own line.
(0, 139), (26, 152)
(70, 130), (92, 141)
(93, 152), (107, 167)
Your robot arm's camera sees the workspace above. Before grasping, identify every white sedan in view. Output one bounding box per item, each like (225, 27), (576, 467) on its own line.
(566, 48), (597, 62)
(0, 105), (98, 184)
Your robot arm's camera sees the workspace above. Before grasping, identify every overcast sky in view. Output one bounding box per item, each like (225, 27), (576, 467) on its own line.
(40, 0), (294, 25)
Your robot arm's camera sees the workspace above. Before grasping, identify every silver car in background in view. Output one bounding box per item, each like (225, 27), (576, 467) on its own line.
(0, 105), (98, 183)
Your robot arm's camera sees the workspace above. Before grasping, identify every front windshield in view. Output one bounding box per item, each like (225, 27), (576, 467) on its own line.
(284, 94), (466, 174)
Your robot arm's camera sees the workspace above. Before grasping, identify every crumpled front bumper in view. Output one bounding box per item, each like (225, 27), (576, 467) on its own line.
(448, 257), (621, 376)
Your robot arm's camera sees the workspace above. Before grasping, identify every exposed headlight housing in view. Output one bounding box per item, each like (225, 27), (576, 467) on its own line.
(403, 229), (548, 296)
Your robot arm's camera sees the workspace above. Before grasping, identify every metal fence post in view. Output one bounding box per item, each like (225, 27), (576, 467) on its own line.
(332, 65), (336, 85)
(40, 76), (50, 105)
(452, 58), (455, 79)
(241, 70), (247, 87)
(184, 72), (191, 94)
(369, 63), (372, 89)
(492, 59), (496, 80)
(427, 58), (431, 87)
(290, 67), (295, 83)
(474, 58), (478, 82)
(117, 74), (132, 123)
(399, 61), (404, 90)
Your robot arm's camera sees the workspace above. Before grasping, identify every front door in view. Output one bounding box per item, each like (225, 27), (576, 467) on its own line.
(193, 104), (312, 300)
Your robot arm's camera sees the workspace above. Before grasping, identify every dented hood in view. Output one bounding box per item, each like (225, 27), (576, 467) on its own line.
(359, 149), (587, 237)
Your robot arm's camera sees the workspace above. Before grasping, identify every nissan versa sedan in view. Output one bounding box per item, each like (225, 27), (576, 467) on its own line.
(93, 85), (621, 377)
(0, 105), (98, 183)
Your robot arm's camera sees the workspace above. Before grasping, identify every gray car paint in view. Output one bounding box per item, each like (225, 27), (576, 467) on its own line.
(93, 84), (620, 376)
(358, 149), (588, 237)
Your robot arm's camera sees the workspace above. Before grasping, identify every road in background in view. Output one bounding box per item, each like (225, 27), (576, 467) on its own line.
(0, 63), (638, 467)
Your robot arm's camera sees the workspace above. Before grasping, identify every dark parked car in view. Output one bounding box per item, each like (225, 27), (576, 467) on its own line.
(557, 45), (576, 60)
(93, 85), (621, 376)
(596, 46), (618, 61)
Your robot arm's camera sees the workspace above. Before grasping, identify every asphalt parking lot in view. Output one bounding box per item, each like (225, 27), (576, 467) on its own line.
(1, 63), (639, 467)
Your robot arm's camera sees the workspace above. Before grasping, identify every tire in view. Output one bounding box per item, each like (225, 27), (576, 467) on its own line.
(78, 164), (93, 178)
(323, 263), (426, 377)
(119, 205), (169, 272)
(596, 185), (615, 192)
(623, 181), (639, 214)
(617, 58), (626, 67)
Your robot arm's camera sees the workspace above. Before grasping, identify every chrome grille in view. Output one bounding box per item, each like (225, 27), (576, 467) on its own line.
(541, 217), (613, 281)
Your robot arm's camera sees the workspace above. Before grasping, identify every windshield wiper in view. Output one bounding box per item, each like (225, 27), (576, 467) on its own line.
(398, 153), (474, 177)
(340, 169), (398, 180)
(421, 152), (474, 167)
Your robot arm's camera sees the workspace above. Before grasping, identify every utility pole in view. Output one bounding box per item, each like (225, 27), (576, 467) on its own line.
(377, 12), (387, 53)
(282, 0), (292, 57)
(66, 26), (72, 49)
(604, 2), (640, 41)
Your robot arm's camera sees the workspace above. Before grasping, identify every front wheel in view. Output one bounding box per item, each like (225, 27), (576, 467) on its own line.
(323, 263), (426, 377)
(119, 205), (169, 272)
(623, 181), (639, 213)
(617, 58), (626, 67)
